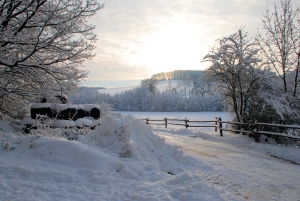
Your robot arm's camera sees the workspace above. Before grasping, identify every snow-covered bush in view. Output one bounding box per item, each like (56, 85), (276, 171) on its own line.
(97, 102), (112, 118)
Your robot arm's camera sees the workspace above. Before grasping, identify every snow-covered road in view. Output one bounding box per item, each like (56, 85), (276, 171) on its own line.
(155, 130), (300, 201)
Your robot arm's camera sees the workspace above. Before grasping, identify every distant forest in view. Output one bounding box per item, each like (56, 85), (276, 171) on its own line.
(78, 86), (106, 91)
(151, 70), (203, 81)
(69, 70), (223, 112)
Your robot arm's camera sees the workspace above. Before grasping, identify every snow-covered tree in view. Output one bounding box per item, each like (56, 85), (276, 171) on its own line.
(140, 78), (158, 95)
(0, 0), (102, 118)
(204, 28), (263, 123)
(204, 26), (300, 124)
(191, 73), (213, 97)
(176, 76), (192, 99)
(257, 0), (300, 96)
(253, 0), (300, 124)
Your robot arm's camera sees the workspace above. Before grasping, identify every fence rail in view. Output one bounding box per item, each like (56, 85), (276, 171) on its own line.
(142, 117), (219, 131)
(142, 117), (300, 143)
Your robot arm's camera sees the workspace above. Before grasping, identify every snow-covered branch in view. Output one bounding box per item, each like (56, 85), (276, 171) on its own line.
(0, 0), (102, 118)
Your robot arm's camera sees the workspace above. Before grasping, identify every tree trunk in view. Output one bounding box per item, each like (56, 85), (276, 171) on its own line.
(293, 51), (300, 97)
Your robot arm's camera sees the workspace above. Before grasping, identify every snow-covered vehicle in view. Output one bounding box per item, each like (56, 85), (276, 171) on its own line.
(22, 103), (101, 133)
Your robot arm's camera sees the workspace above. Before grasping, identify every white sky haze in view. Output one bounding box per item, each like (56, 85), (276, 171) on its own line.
(82, 0), (277, 87)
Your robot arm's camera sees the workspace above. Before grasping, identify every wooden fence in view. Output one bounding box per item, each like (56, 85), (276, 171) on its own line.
(143, 117), (219, 130)
(142, 117), (300, 143)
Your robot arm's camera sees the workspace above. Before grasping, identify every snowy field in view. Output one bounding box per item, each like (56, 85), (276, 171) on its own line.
(117, 111), (231, 121)
(118, 111), (231, 132)
(0, 112), (299, 201)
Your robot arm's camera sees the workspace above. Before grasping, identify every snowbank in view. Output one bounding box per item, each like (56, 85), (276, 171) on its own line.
(78, 114), (185, 173)
(0, 114), (223, 200)
(53, 119), (76, 128)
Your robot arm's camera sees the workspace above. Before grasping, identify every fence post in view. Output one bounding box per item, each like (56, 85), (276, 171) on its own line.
(254, 121), (259, 143)
(218, 117), (223, 137)
(241, 119), (245, 135)
(184, 118), (189, 129)
(215, 117), (218, 132)
(164, 117), (167, 128)
(146, 119), (149, 125)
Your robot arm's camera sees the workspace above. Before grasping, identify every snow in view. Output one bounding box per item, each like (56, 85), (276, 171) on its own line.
(98, 85), (139, 95)
(20, 116), (35, 126)
(75, 118), (93, 127)
(83, 116), (96, 121)
(53, 119), (76, 128)
(56, 104), (77, 111)
(98, 80), (179, 95)
(0, 112), (300, 200)
(76, 104), (85, 110)
(31, 103), (55, 109)
(78, 104), (100, 111)
(119, 111), (231, 121)
(85, 104), (100, 110)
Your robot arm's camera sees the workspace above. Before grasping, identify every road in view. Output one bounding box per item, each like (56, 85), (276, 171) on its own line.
(155, 130), (300, 201)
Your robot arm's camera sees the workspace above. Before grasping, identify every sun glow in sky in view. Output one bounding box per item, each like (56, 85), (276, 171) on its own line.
(135, 17), (207, 74)
(82, 0), (273, 87)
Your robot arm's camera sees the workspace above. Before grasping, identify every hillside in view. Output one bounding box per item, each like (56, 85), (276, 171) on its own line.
(98, 80), (179, 95)
(151, 70), (203, 81)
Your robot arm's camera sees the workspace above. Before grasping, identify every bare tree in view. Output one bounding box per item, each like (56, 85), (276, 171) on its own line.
(191, 73), (213, 97)
(176, 76), (192, 99)
(140, 78), (158, 95)
(0, 0), (102, 118)
(204, 28), (263, 123)
(257, 0), (300, 96)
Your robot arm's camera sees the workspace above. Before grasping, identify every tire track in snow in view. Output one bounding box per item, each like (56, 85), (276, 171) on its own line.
(156, 131), (300, 201)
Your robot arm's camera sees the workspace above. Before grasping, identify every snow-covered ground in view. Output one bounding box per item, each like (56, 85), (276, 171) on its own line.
(0, 112), (299, 201)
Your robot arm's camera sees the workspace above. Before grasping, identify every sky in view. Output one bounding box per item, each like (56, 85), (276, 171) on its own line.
(81, 0), (276, 88)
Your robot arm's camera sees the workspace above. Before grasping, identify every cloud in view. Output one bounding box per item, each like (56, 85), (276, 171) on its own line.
(82, 0), (280, 86)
